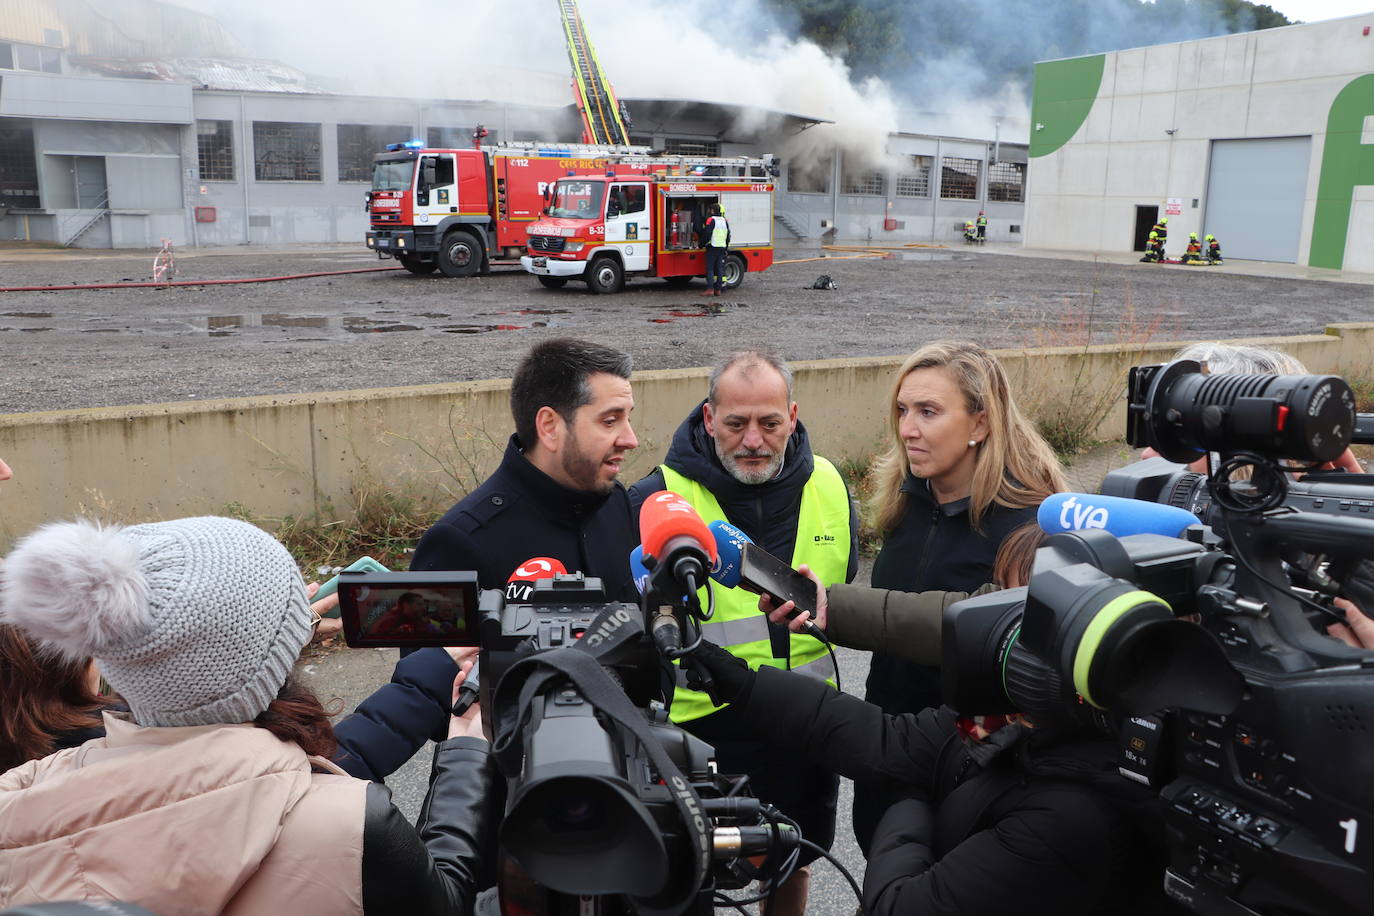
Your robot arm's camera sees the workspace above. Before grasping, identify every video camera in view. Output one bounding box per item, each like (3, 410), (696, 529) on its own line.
(337, 517), (802, 914)
(943, 359), (1374, 915)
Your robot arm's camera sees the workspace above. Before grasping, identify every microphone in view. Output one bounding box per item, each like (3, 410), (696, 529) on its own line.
(506, 556), (569, 603)
(1038, 492), (1202, 539)
(629, 545), (651, 595)
(639, 491), (717, 603)
(708, 521), (825, 642)
(708, 519), (750, 587)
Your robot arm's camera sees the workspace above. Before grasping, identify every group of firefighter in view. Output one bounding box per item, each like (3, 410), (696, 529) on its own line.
(1140, 216), (1223, 265)
(962, 211), (988, 244)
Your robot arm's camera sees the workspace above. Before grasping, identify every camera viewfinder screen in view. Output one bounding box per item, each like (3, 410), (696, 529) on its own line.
(343, 584), (477, 647)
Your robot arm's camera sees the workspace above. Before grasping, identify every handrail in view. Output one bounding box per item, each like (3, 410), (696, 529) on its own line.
(60, 192), (111, 247)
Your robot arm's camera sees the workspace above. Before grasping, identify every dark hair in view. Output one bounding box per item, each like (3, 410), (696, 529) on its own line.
(0, 624), (108, 771)
(253, 679), (339, 760)
(991, 522), (1048, 589)
(510, 338), (633, 448)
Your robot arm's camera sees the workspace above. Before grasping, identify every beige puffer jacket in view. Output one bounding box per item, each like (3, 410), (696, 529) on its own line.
(0, 712), (367, 915)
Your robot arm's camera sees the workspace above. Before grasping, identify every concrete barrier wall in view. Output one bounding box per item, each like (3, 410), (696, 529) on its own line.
(4, 323), (1373, 551)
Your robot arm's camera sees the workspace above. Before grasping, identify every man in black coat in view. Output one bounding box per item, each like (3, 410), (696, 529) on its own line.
(410, 338), (640, 601)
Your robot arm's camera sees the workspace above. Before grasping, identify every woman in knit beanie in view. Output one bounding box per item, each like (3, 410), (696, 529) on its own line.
(0, 516), (494, 916)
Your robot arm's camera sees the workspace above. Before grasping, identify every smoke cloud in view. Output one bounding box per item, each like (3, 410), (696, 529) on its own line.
(163, 0), (1273, 153)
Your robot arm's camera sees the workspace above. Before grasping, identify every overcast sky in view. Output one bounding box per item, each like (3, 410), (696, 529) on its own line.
(1266, 1), (1373, 22)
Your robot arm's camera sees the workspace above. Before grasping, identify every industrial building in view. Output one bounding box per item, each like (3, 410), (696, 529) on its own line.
(0, 0), (1025, 249)
(1026, 12), (1374, 271)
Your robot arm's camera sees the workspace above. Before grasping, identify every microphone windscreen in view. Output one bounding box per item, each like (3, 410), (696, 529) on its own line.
(1038, 492), (1202, 539)
(639, 490), (718, 565)
(505, 556), (569, 601)
(629, 545), (650, 595)
(708, 519), (752, 587)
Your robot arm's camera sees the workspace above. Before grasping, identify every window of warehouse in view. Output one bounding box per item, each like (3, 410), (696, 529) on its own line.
(841, 164), (885, 196)
(0, 41), (60, 73)
(789, 156), (831, 194)
(0, 122), (41, 208)
(664, 138), (721, 157)
(895, 155), (932, 197)
(427, 126), (498, 149)
(339, 125), (412, 181)
(940, 157), (979, 200)
(988, 161), (1026, 203)
(253, 122), (322, 181)
(197, 120), (234, 181)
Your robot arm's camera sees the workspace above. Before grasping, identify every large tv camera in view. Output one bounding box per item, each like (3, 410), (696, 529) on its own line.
(943, 359), (1374, 915)
(338, 499), (802, 915)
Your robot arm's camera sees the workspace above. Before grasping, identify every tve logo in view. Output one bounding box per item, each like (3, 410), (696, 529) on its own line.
(1056, 495), (1110, 531)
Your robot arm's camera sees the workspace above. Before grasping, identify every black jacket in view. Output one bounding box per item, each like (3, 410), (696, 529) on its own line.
(743, 668), (1174, 916)
(334, 648), (460, 781)
(364, 737), (495, 914)
(865, 475), (1036, 717)
(627, 402), (859, 583)
(412, 435), (638, 602)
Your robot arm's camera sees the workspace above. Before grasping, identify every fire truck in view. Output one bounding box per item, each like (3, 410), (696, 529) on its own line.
(364, 140), (667, 276)
(520, 169), (776, 294)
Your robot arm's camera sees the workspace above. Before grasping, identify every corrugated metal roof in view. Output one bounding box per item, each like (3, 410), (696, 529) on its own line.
(68, 55), (327, 93)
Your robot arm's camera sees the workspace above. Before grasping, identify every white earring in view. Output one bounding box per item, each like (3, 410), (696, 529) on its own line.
(968, 439), (978, 448)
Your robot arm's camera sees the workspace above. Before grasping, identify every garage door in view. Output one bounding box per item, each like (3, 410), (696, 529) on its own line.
(1204, 137), (1311, 263)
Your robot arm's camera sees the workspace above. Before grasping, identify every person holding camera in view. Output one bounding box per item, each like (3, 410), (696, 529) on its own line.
(411, 338), (640, 600)
(0, 516), (493, 915)
(690, 638), (1176, 916)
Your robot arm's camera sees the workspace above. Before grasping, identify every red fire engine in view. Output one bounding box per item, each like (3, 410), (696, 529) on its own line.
(364, 140), (667, 276)
(520, 170), (776, 294)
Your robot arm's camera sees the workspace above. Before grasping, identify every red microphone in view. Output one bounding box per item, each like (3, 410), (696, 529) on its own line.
(639, 491), (716, 611)
(639, 491), (717, 567)
(506, 556), (568, 602)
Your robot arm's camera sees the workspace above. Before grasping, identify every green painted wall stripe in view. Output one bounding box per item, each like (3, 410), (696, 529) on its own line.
(1310, 74), (1374, 269)
(1030, 54), (1107, 158)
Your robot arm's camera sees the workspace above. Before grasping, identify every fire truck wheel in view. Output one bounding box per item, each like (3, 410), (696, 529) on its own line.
(398, 255), (437, 275)
(663, 276), (694, 288)
(585, 256), (624, 295)
(537, 276), (569, 289)
(437, 230), (483, 278)
(722, 254), (746, 290)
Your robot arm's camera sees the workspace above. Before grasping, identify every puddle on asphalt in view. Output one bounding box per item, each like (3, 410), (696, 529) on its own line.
(19, 327), (54, 332)
(900, 252), (975, 261)
(516, 308), (572, 316)
(343, 318), (420, 333)
(2, 312), (52, 318)
(440, 324), (523, 334)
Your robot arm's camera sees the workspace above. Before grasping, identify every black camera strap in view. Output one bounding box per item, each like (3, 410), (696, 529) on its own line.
(492, 608), (712, 916)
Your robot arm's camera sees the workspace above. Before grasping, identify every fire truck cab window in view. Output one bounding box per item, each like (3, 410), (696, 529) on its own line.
(611, 184), (645, 216)
(419, 155), (454, 190)
(371, 159), (412, 191)
(550, 181), (603, 219)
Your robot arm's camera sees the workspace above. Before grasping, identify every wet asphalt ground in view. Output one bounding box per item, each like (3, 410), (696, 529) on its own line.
(5, 241), (1374, 414)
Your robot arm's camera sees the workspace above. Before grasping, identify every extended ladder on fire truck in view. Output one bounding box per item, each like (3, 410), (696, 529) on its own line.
(557, 0), (633, 147)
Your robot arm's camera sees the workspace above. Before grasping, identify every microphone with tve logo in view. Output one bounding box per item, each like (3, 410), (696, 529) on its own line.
(1038, 493), (1202, 539)
(505, 556), (569, 602)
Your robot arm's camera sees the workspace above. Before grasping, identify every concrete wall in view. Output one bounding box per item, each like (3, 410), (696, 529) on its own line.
(4, 324), (1373, 553)
(1026, 14), (1374, 268)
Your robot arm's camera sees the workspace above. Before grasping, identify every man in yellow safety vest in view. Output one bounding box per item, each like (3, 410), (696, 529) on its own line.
(630, 347), (858, 915)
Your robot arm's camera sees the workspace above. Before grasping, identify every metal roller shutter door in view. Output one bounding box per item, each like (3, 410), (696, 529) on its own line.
(1203, 137), (1311, 263)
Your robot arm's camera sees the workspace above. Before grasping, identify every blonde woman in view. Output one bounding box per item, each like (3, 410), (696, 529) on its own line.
(856, 340), (1064, 853)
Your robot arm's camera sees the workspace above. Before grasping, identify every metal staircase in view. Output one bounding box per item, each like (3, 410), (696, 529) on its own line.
(61, 193), (111, 248)
(774, 211), (809, 239)
(557, 0), (632, 146)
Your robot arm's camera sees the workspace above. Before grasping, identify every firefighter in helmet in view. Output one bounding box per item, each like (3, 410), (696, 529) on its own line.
(1140, 230), (1162, 262)
(1185, 232), (1204, 263)
(1151, 216), (1169, 252)
(975, 210), (987, 242)
(1206, 234), (1222, 264)
(963, 220), (977, 244)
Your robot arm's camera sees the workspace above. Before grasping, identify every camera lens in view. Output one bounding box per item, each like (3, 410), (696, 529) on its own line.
(1133, 359), (1355, 464)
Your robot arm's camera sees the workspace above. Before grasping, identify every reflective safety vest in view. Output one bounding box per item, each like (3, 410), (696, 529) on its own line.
(709, 216), (730, 248)
(660, 458), (851, 723)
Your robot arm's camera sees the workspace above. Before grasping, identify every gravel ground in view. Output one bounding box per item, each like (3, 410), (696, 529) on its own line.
(5, 242), (1374, 414)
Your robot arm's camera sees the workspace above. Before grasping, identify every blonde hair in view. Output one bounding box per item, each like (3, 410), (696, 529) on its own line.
(871, 340), (1066, 533)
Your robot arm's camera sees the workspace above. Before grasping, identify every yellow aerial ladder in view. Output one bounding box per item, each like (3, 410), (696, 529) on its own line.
(557, 0), (633, 146)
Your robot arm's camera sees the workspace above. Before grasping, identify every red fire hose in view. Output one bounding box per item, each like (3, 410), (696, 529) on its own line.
(0, 266), (403, 293)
